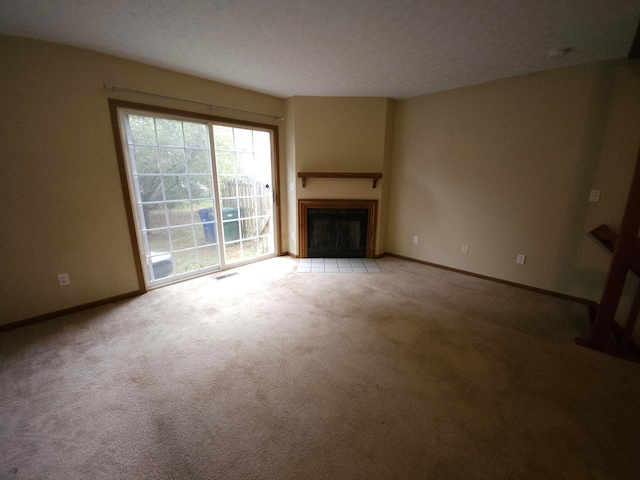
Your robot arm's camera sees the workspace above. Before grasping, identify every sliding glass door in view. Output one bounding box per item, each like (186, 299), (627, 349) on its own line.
(212, 125), (275, 264)
(117, 108), (276, 288)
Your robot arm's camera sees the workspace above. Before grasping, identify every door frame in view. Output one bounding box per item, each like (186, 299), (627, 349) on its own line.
(108, 99), (281, 292)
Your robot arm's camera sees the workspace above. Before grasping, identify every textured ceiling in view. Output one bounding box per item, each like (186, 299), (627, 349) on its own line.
(1, 0), (638, 99)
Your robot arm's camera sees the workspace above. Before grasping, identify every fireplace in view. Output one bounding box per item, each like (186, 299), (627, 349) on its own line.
(298, 199), (377, 258)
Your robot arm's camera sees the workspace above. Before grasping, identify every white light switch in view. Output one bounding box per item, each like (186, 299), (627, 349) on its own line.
(589, 190), (601, 202)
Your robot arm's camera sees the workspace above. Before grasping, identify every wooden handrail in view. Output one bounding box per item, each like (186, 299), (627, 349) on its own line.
(590, 225), (640, 276)
(579, 138), (640, 359)
(297, 172), (382, 188)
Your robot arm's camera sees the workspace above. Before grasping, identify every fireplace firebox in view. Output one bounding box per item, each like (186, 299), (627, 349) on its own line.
(298, 199), (377, 258)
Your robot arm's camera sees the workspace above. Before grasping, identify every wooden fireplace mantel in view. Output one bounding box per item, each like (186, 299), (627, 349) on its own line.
(297, 172), (382, 188)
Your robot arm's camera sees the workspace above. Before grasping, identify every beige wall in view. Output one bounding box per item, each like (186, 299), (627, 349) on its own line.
(0, 36), (285, 324)
(286, 96), (393, 255)
(388, 60), (640, 301)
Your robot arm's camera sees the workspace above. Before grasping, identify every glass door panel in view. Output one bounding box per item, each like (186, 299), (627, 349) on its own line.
(122, 113), (221, 286)
(213, 125), (275, 264)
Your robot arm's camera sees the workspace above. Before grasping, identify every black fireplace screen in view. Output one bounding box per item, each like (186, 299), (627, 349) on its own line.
(307, 208), (368, 257)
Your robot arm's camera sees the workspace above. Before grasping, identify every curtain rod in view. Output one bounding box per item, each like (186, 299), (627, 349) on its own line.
(103, 84), (285, 122)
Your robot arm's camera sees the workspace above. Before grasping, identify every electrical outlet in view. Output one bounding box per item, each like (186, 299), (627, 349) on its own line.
(516, 254), (526, 265)
(462, 244), (469, 254)
(58, 273), (70, 286)
(589, 189), (601, 202)
(413, 236), (419, 245)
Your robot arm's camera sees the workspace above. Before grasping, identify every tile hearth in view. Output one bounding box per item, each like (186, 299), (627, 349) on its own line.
(296, 258), (381, 273)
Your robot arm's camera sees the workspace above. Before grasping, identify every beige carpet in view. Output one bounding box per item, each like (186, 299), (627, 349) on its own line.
(1, 256), (639, 479)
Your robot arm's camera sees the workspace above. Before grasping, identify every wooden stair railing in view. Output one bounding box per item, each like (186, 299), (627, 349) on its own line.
(577, 140), (640, 361)
(585, 225), (640, 358)
(590, 225), (640, 276)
